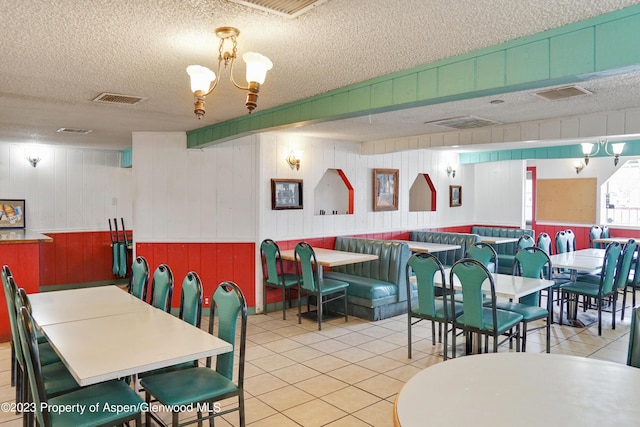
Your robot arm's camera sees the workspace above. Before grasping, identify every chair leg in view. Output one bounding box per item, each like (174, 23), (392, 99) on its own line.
(407, 314), (412, 359)
(612, 296), (617, 330)
(343, 290), (348, 323)
(318, 294), (323, 331)
(282, 286), (287, 320)
(451, 323), (457, 359)
(622, 284), (628, 321)
(559, 291), (565, 326)
(431, 322), (436, 346)
(239, 392), (246, 427)
(597, 298), (602, 336)
(297, 291), (302, 325)
(521, 323), (528, 352)
(442, 321), (448, 361)
(263, 283), (267, 316)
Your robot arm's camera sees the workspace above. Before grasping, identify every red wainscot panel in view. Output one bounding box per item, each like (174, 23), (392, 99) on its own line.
(0, 243), (41, 342)
(136, 242), (255, 310)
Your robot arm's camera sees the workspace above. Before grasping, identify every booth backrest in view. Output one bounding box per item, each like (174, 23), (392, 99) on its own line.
(332, 237), (410, 301)
(409, 231), (480, 266)
(471, 226), (535, 255)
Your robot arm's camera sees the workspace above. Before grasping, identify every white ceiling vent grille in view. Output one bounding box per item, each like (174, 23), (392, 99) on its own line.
(56, 127), (92, 134)
(227, 0), (328, 18)
(534, 85), (592, 101)
(92, 93), (147, 105)
(426, 116), (501, 130)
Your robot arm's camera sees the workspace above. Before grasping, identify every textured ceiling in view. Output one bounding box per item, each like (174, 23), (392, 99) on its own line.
(1, 0), (640, 150)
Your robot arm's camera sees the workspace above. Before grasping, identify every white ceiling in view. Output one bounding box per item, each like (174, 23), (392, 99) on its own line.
(2, 0), (640, 151)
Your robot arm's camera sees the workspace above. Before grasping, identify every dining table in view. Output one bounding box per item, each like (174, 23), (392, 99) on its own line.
(393, 352), (640, 427)
(477, 235), (520, 245)
(29, 286), (232, 386)
(278, 247), (378, 279)
(593, 237), (636, 245)
(393, 240), (461, 254)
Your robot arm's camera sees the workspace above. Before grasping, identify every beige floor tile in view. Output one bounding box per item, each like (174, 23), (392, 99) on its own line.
(359, 326), (396, 339)
(323, 415), (373, 427)
(354, 374), (404, 399)
(289, 332), (329, 345)
(282, 399), (347, 427)
(237, 397), (279, 425)
(334, 332), (376, 346)
(244, 372), (288, 396)
(321, 385), (381, 413)
(308, 338), (351, 354)
(284, 346), (326, 362)
(249, 331), (287, 345)
(273, 325), (310, 338)
(332, 347), (376, 363)
(245, 345), (277, 362)
(261, 337), (304, 353)
(589, 347), (628, 364)
(357, 355), (405, 373)
(302, 354), (351, 373)
(325, 364), (377, 384)
(295, 374), (349, 398)
(247, 413), (302, 426)
(357, 338), (400, 355)
(270, 363), (321, 384)
(257, 384), (315, 412)
(385, 364), (422, 382)
(352, 399), (394, 426)
(250, 354), (297, 372)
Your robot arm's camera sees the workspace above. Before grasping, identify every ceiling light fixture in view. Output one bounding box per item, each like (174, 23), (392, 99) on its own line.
(581, 138), (625, 166)
(574, 161), (584, 174)
(186, 26), (273, 119)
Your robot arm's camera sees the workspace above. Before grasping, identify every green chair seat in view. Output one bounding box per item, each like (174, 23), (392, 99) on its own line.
(455, 308), (523, 333)
(317, 278), (349, 293)
(495, 301), (547, 321)
(411, 298), (463, 320)
(141, 367), (237, 406)
(42, 361), (80, 396)
(38, 342), (62, 366)
(560, 281), (600, 297)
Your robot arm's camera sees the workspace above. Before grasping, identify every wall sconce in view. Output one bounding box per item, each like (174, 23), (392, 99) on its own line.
(286, 150), (302, 170)
(26, 155), (41, 168)
(581, 138), (625, 166)
(574, 161), (585, 174)
(446, 165), (456, 178)
(186, 26), (273, 119)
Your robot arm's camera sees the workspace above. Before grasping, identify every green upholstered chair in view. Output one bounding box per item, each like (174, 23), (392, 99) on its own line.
(128, 256), (150, 302)
(496, 247), (552, 352)
(555, 231), (569, 254)
(622, 244), (640, 321)
(260, 239), (299, 320)
(405, 253), (463, 360)
(565, 229), (577, 251)
(628, 306), (640, 368)
(1, 265), (17, 388)
(149, 263), (174, 312)
(465, 242), (498, 273)
(536, 232), (553, 255)
(295, 241), (350, 331)
(17, 306), (144, 427)
(560, 242), (623, 335)
(140, 281), (248, 427)
(450, 258), (523, 353)
(15, 288), (81, 425)
(589, 225), (603, 248)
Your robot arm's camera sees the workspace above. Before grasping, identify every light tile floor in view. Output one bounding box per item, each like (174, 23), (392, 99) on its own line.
(0, 301), (634, 426)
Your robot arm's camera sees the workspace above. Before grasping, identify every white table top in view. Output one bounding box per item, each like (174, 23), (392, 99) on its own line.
(279, 247), (378, 267)
(572, 248), (606, 258)
(31, 287), (232, 387)
(395, 240), (461, 253)
(549, 253), (604, 272)
(477, 235), (520, 245)
(439, 268), (553, 300)
(593, 237), (636, 244)
(394, 352), (640, 427)
(29, 286), (143, 326)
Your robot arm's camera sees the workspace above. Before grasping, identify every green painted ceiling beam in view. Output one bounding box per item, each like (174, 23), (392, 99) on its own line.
(187, 4), (640, 149)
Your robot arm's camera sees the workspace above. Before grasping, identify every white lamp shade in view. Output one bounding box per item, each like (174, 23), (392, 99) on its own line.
(611, 142), (625, 155)
(581, 143), (594, 155)
(243, 52), (273, 84)
(186, 65), (216, 93)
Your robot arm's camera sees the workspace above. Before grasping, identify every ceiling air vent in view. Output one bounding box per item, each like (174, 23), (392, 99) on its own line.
(227, 0), (328, 18)
(56, 127), (92, 135)
(426, 116), (501, 130)
(92, 92), (147, 105)
(534, 85), (592, 101)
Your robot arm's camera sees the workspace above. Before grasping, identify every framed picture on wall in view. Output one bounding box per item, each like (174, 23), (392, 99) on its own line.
(0, 199), (26, 229)
(449, 185), (462, 207)
(271, 179), (303, 210)
(373, 168), (399, 211)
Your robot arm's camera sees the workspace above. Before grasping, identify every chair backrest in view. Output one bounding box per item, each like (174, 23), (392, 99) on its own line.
(129, 256), (150, 302)
(565, 229), (576, 251)
(150, 264), (174, 312)
(1, 265), (18, 351)
(589, 226), (603, 248)
(260, 239), (286, 286)
(614, 240), (637, 290)
(536, 232), (552, 255)
(179, 271), (203, 327)
(602, 226), (610, 238)
(465, 242), (498, 273)
(16, 306), (50, 427)
(513, 247), (552, 306)
(406, 253), (448, 318)
(628, 306), (640, 368)
(555, 231), (569, 254)
(208, 281), (247, 387)
(450, 258), (497, 332)
(598, 242), (622, 295)
(516, 235), (535, 252)
(294, 242), (318, 292)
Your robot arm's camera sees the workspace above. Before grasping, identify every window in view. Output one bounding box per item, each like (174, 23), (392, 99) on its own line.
(603, 160), (640, 226)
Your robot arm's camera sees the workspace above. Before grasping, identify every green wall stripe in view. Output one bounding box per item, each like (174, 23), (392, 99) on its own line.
(459, 140), (640, 164)
(121, 149), (132, 168)
(187, 4), (640, 149)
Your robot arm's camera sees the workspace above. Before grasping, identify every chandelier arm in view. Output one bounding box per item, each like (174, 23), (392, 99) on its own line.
(227, 56), (249, 91)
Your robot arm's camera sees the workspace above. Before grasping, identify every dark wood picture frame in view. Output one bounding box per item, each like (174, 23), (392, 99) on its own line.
(449, 185), (462, 207)
(373, 168), (399, 211)
(0, 199), (26, 229)
(271, 179), (303, 210)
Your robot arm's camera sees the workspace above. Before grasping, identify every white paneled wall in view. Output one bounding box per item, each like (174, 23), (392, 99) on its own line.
(0, 143), (130, 232)
(132, 132), (257, 242)
(471, 160), (526, 227)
